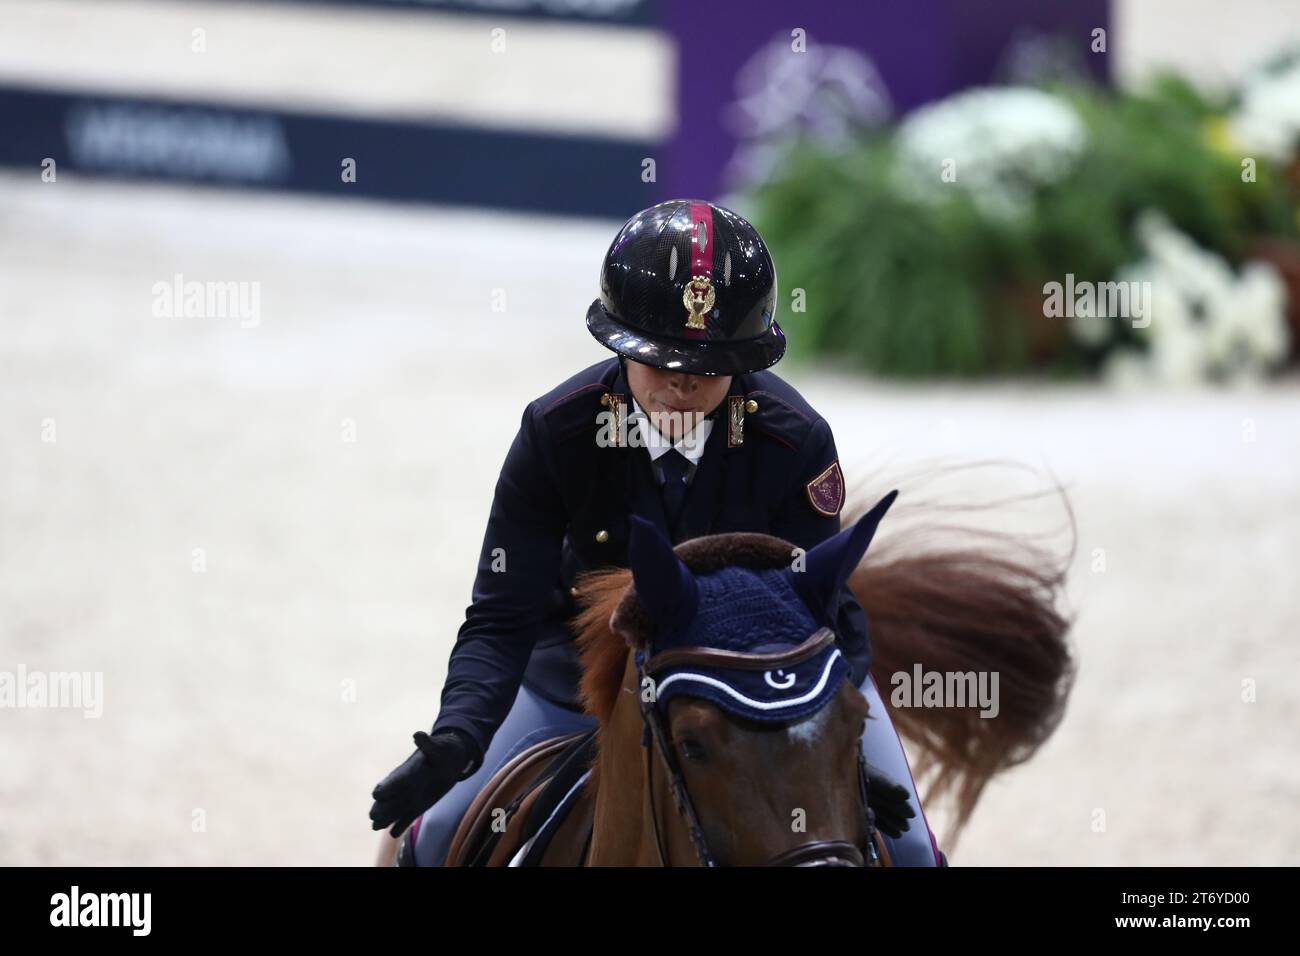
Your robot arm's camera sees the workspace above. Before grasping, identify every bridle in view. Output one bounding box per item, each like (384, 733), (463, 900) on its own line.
(636, 628), (882, 867)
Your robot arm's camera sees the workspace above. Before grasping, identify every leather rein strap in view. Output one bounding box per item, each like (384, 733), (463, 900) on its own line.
(641, 693), (717, 867)
(637, 629), (881, 867)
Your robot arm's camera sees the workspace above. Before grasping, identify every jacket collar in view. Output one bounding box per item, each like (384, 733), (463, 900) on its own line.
(607, 360), (747, 543)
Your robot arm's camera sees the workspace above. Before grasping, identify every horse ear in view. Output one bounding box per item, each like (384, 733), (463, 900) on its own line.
(784, 490), (898, 625)
(626, 515), (699, 637)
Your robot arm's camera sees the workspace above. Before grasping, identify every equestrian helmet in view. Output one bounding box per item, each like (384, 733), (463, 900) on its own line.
(586, 199), (785, 376)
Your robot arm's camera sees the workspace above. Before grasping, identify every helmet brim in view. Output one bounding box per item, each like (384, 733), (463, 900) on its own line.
(586, 299), (787, 377)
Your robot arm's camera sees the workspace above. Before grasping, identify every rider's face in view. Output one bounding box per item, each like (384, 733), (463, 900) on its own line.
(624, 360), (733, 443)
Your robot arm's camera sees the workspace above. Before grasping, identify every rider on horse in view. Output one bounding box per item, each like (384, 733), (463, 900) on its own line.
(369, 199), (944, 866)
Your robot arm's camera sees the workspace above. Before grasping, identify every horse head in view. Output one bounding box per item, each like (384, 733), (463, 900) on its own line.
(575, 492), (898, 866)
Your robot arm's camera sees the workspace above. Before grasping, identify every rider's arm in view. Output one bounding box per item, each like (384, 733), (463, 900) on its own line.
(768, 417), (841, 548)
(430, 400), (568, 763)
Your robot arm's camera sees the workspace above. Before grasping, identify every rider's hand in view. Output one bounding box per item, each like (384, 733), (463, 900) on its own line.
(864, 761), (916, 839)
(369, 729), (481, 837)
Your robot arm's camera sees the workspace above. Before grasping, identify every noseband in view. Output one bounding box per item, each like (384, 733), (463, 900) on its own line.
(637, 628), (882, 867)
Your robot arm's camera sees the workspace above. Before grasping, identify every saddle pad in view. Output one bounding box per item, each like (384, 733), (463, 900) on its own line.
(466, 729), (597, 867)
(513, 730), (598, 866)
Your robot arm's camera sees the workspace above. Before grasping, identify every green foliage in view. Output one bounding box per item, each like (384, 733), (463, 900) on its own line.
(748, 79), (1299, 379)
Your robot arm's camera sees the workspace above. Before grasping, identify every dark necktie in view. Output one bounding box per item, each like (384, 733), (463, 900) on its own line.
(658, 448), (692, 529)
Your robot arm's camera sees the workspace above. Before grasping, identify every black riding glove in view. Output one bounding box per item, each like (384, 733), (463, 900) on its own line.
(864, 761), (916, 839)
(369, 729), (481, 837)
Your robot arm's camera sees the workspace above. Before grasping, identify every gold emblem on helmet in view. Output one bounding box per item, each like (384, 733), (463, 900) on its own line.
(682, 275), (715, 330)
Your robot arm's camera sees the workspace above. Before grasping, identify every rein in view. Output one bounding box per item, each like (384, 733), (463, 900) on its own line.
(636, 629), (881, 867)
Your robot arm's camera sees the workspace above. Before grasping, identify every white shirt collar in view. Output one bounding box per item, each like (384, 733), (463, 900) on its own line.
(629, 396), (713, 466)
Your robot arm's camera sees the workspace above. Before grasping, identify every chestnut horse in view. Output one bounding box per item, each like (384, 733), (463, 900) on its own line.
(403, 488), (1072, 867)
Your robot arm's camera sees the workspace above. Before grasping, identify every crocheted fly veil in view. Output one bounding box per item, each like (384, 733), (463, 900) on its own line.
(615, 491), (899, 722)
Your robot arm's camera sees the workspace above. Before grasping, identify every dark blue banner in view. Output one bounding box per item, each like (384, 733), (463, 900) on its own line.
(0, 85), (652, 218)
(228, 0), (657, 27)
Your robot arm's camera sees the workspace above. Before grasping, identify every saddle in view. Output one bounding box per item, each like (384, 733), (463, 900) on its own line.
(443, 729), (599, 867)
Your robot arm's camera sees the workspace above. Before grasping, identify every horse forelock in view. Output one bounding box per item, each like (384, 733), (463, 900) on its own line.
(573, 531), (802, 724)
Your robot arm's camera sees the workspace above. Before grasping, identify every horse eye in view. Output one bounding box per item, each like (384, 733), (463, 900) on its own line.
(676, 738), (707, 763)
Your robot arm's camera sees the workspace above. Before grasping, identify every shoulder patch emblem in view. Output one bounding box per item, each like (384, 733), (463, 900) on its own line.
(805, 460), (845, 517)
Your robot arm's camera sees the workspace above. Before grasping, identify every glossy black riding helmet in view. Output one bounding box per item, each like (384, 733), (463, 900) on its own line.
(586, 199), (786, 376)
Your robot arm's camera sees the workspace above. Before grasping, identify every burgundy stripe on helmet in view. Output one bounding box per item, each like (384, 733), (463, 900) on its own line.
(684, 201), (714, 341)
(688, 202), (713, 276)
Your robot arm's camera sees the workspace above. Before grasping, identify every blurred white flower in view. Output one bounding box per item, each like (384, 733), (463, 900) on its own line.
(1067, 291), (1111, 347)
(1134, 212), (1234, 298)
(1228, 55), (1300, 163)
(1150, 322), (1213, 387)
(1103, 211), (1290, 385)
(895, 87), (1086, 217)
(1236, 263), (1290, 362)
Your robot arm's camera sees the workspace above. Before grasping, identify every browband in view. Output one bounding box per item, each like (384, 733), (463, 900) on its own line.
(643, 627), (836, 676)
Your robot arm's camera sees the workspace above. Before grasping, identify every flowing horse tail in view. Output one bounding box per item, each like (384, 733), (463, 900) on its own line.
(847, 473), (1076, 844)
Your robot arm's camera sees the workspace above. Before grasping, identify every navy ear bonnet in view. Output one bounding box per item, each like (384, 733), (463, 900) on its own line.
(670, 565), (819, 653)
(625, 491), (898, 724)
(644, 565), (848, 723)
